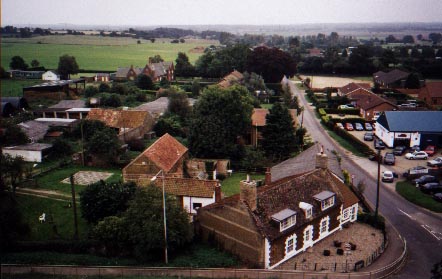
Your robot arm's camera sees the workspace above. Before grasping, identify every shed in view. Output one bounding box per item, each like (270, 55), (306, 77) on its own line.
(2, 143), (52, 162)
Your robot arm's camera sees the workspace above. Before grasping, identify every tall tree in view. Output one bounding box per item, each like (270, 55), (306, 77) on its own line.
(9, 56), (28, 70)
(136, 74), (153, 90)
(189, 85), (253, 158)
(175, 52), (195, 77)
(86, 127), (121, 161)
(261, 102), (296, 161)
(149, 55), (164, 63)
(57, 54), (79, 79)
(246, 46), (296, 83)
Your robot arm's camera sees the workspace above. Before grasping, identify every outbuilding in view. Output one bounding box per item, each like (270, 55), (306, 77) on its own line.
(2, 143), (52, 162)
(375, 111), (442, 148)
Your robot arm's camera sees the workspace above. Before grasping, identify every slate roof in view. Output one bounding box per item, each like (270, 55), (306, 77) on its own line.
(87, 109), (150, 129)
(3, 143), (52, 151)
(18, 120), (50, 141)
(148, 62), (173, 79)
(134, 97), (169, 117)
(148, 177), (218, 198)
(377, 111), (442, 132)
(115, 67), (142, 78)
(141, 133), (188, 173)
(50, 100), (86, 109)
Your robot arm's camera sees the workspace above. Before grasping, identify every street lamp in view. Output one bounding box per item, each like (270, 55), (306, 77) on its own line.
(151, 170), (168, 264)
(375, 147), (381, 220)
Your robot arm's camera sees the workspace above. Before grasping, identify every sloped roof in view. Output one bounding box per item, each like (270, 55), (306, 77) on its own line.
(252, 108), (297, 127)
(3, 143), (52, 151)
(374, 69), (409, 85)
(350, 91), (397, 110)
(150, 177), (218, 198)
(339, 82), (372, 95)
(141, 133), (188, 173)
(218, 70), (244, 88)
(87, 109), (150, 129)
(18, 120), (50, 141)
(115, 67), (142, 78)
(419, 82), (442, 98)
(134, 97), (169, 116)
(50, 100), (86, 109)
(377, 111), (442, 132)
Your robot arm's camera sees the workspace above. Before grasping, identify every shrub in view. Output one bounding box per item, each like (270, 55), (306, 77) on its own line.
(98, 82), (110, 93)
(84, 86), (98, 98)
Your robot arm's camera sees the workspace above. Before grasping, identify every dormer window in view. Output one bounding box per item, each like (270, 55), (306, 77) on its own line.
(313, 191), (336, 211)
(271, 209), (297, 232)
(299, 202), (313, 218)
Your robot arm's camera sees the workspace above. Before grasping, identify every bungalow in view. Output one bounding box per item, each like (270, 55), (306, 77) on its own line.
(375, 111), (442, 148)
(337, 82), (372, 97)
(373, 69), (409, 89)
(196, 150), (359, 269)
(94, 73), (110, 82)
(42, 71), (60, 81)
(418, 82), (442, 108)
(350, 92), (398, 121)
(2, 143), (52, 162)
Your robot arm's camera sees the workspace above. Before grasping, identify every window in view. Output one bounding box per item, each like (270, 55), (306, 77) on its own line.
(299, 202), (313, 219)
(320, 216), (330, 235)
(280, 215), (296, 231)
(321, 197), (335, 210)
(306, 208), (312, 218)
(286, 237), (294, 254)
(192, 203), (202, 210)
(303, 226), (313, 247)
(343, 208), (350, 220)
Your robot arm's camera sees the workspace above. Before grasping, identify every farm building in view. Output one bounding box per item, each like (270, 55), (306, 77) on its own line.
(23, 79), (86, 101)
(8, 70), (44, 79)
(2, 143), (53, 162)
(42, 71), (60, 81)
(111, 60), (174, 82)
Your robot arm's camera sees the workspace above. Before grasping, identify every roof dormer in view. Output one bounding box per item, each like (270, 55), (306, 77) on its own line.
(313, 191), (335, 211)
(299, 202), (313, 218)
(271, 209), (297, 232)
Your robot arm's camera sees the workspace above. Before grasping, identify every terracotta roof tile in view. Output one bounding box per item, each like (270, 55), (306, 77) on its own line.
(252, 108), (298, 127)
(148, 177), (218, 198)
(87, 108), (150, 129)
(339, 82), (372, 95)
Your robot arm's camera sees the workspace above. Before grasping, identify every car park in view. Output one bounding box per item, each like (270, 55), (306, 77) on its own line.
(403, 166), (429, 177)
(336, 123), (344, 129)
(345, 123), (354, 131)
(433, 193), (442, 203)
(419, 182), (442, 195)
(427, 157), (442, 167)
(383, 152), (395, 165)
(364, 123), (373, 131)
(424, 145), (435, 156)
(382, 171), (394, 183)
(412, 175), (437, 186)
(354, 123), (364, 131)
(374, 138), (385, 149)
(364, 132), (374, 141)
(393, 145), (406, 156)
(405, 151), (428, 160)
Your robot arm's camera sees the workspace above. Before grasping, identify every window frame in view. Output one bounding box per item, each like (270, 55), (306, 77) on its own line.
(321, 196), (335, 210)
(280, 214), (296, 232)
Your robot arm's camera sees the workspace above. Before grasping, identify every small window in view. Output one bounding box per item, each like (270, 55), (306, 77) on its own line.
(280, 215), (296, 231)
(286, 238), (294, 253)
(343, 208), (350, 220)
(193, 203), (202, 210)
(320, 216), (330, 235)
(321, 197), (335, 210)
(306, 208), (312, 218)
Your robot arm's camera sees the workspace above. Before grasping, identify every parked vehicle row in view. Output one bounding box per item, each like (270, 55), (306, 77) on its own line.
(335, 122), (374, 132)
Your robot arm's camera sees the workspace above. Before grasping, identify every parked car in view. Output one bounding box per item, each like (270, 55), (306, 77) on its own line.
(410, 145), (420, 152)
(374, 138), (385, 149)
(338, 105), (354, 109)
(424, 145), (436, 156)
(364, 132), (374, 141)
(336, 123), (344, 129)
(433, 193), (442, 203)
(405, 151), (428, 160)
(345, 123), (354, 131)
(427, 157), (442, 167)
(355, 123), (364, 131)
(383, 152), (395, 165)
(412, 175), (437, 186)
(403, 166), (429, 177)
(419, 183), (442, 195)
(382, 171), (394, 183)
(393, 145), (407, 156)
(364, 123), (373, 131)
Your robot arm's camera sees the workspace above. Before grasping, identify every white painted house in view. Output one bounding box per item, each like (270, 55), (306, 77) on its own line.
(42, 71), (60, 81)
(2, 143), (52, 162)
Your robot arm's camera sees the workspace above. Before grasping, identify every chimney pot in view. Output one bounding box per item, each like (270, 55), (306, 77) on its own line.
(265, 167), (272, 185)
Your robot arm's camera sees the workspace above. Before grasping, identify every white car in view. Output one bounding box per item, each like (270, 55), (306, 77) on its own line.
(405, 151), (429, 160)
(427, 157), (442, 167)
(382, 171), (394, 183)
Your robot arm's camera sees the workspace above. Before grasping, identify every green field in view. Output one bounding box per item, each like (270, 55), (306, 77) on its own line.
(1, 35), (218, 71)
(1, 79), (42, 97)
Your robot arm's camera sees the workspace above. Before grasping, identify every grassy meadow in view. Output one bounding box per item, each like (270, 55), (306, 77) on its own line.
(1, 79), (42, 97)
(1, 35), (218, 71)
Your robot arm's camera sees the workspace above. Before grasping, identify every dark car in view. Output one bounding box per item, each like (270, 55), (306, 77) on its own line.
(419, 183), (442, 195)
(412, 175), (437, 186)
(374, 139), (385, 149)
(383, 152), (395, 165)
(393, 145), (406, 156)
(364, 132), (374, 141)
(410, 145), (420, 152)
(433, 193), (442, 203)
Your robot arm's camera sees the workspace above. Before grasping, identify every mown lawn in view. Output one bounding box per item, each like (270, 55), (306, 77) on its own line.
(1, 36), (218, 71)
(221, 172), (265, 197)
(396, 181), (442, 212)
(15, 195), (90, 241)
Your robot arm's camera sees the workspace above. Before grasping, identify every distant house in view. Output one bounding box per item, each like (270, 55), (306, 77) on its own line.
(8, 70), (44, 79)
(306, 48), (323, 57)
(418, 82), (442, 108)
(373, 69), (410, 88)
(376, 111), (442, 148)
(87, 108), (154, 142)
(218, 70), (244, 88)
(94, 73), (110, 82)
(113, 65), (142, 81)
(2, 143), (52, 162)
(112, 60), (174, 82)
(250, 108), (298, 147)
(42, 71), (60, 81)
(347, 91), (397, 121)
(196, 150), (359, 269)
(123, 133), (188, 182)
(337, 82), (372, 97)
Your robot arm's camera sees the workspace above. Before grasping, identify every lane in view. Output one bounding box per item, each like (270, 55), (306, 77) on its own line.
(289, 80), (442, 278)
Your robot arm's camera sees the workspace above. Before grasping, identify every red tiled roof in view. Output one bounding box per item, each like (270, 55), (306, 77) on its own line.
(419, 82), (442, 98)
(142, 133), (188, 173)
(87, 109), (150, 129)
(339, 82), (372, 95)
(252, 108), (297, 127)
(218, 70), (244, 88)
(349, 91), (397, 110)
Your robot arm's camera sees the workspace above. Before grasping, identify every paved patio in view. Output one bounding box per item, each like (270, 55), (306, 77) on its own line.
(61, 171), (113, 185)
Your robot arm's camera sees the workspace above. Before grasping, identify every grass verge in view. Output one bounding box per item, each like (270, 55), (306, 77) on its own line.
(396, 181), (442, 213)
(221, 172), (265, 197)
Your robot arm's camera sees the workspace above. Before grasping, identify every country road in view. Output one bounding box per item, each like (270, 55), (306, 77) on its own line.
(289, 80), (442, 279)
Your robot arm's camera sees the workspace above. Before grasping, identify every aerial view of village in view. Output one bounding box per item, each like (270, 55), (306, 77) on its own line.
(1, 0), (442, 278)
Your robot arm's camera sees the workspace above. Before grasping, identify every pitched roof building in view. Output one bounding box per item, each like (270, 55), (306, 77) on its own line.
(218, 70), (244, 88)
(418, 81), (442, 108)
(337, 82), (372, 96)
(373, 69), (410, 88)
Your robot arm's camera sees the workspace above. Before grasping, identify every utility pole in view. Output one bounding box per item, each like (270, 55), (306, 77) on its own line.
(70, 175), (79, 240)
(375, 148), (381, 220)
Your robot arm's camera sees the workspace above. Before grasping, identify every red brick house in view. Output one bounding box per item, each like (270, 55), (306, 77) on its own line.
(123, 133), (188, 182)
(418, 82), (442, 108)
(196, 152), (359, 269)
(250, 108), (298, 147)
(337, 82), (372, 97)
(346, 90), (397, 121)
(142, 60), (175, 82)
(373, 69), (409, 88)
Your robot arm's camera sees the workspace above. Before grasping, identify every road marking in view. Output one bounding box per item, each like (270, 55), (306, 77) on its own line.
(422, 225), (442, 241)
(398, 208), (415, 220)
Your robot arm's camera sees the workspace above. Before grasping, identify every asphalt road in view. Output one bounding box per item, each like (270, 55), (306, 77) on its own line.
(289, 81), (442, 279)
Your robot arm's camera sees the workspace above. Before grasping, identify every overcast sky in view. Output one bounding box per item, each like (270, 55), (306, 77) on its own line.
(3, 0), (442, 26)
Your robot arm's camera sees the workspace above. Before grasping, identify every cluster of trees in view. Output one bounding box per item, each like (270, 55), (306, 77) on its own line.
(9, 56), (42, 71)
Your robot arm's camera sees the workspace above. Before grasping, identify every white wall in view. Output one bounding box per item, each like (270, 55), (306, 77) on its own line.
(2, 149), (42, 162)
(375, 123), (394, 147)
(42, 71), (60, 81)
(183, 195), (215, 214)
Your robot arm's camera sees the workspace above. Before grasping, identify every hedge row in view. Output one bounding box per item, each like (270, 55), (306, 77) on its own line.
(323, 108), (361, 115)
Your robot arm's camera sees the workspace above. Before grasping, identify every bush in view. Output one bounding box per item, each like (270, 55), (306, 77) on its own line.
(127, 139), (146, 151)
(98, 82), (110, 93)
(357, 212), (386, 231)
(84, 86), (98, 98)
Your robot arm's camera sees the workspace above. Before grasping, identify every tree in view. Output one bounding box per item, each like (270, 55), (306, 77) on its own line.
(80, 181), (137, 223)
(175, 52), (195, 77)
(431, 259), (442, 279)
(168, 90), (190, 120)
(189, 85), (253, 158)
(0, 154), (26, 194)
(50, 138), (73, 158)
(191, 79), (201, 97)
(261, 102), (296, 161)
(385, 35), (397, 44)
(380, 49), (397, 67)
(246, 46), (296, 83)
(136, 74), (153, 90)
(86, 127), (121, 161)
(9, 56), (28, 70)
(98, 82), (111, 93)
(57, 54), (79, 79)
(154, 114), (186, 138)
(402, 35), (415, 44)
(30, 59), (40, 68)
(84, 86), (99, 98)
(0, 66), (8, 78)
(149, 55), (164, 63)
(429, 33), (442, 44)
(0, 121), (29, 146)
(405, 72), (422, 89)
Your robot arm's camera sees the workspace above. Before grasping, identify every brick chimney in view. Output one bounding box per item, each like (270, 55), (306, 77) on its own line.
(265, 167), (272, 185)
(315, 145), (328, 169)
(240, 175), (257, 211)
(215, 184), (222, 203)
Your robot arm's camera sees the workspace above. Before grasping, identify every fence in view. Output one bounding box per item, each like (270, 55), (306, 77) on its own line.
(1, 240), (407, 279)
